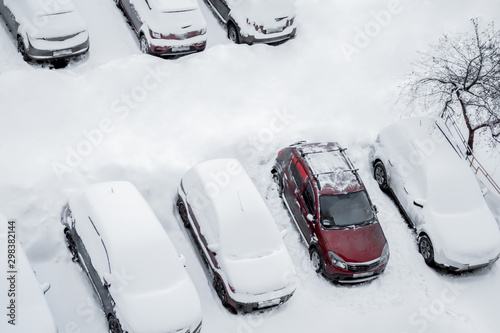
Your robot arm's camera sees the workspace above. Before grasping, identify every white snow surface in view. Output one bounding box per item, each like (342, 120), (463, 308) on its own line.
(1, 0), (500, 332)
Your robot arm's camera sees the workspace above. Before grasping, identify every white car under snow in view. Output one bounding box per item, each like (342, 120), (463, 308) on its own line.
(371, 117), (500, 271)
(115, 0), (207, 56)
(61, 181), (202, 333)
(0, 0), (89, 61)
(1, 213), (58, 333)
(177, 158), (296, 312)
(205, 0), (297, 44)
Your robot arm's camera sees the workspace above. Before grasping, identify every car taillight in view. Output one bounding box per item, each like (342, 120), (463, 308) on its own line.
(277, 149), (285, 157)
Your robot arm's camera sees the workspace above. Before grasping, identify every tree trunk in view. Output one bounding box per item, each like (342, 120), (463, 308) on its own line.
(456, 90), (475, 151)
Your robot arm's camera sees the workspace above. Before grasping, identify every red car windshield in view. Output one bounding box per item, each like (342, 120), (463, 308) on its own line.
(320, 191), (374, 228)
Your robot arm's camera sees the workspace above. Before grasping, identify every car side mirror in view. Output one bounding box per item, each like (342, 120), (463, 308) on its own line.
(281, 229), (288, 238)
(373, 205), (378, 214)
(207, 244), (220, 255)
(306, 214), (316, 223)
(482, 187), (488, 196)
(40, 283), (51, 294)
(413, 199), (425, 208)
(179, 254), (186, 267)
(103, 272), (113, 288)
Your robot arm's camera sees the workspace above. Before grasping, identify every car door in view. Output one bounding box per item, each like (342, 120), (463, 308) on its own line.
(186, 201), (220, 270)
(284, 157), (313, 241)
(123, 0), (143, 32)
(73, 214), (115, 312)
(208, 0), (230, 22)
(297, 181), (317, 243)
(1, 0), (20, 35)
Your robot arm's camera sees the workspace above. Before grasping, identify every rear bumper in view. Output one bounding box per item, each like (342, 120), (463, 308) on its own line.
(240, 27), (297, 45)
(26, 38), (89, 60)
(150, 40), (206, 56)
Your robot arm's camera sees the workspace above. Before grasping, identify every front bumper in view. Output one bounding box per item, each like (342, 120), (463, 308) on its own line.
(323, 261), (387, 283)
(228, 292), (294, 313)
(26, 38), (89, 60)
(437, 252), (500, 272)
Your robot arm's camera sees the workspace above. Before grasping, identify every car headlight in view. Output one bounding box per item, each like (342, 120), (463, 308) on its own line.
(246, 18), (263, 33)
(149, 29), (161, 39)
(380, 243), (390, 264)
(328, 251), (347, 270)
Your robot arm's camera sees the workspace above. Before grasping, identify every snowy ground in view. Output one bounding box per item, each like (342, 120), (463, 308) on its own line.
(1, 0), (500, 332)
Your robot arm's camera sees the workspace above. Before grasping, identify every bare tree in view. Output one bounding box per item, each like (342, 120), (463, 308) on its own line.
(404, 18), (500, 150)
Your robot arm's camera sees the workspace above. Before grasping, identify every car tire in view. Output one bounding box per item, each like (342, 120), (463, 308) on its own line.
(17, 37), (29, 62)
(418, 235), (435, 266)
(309, 247), (325, 274)
(177, 200), (191, 228)
(227, 23), (240, 44)
(213, 275), (228, 305)
(272, 172), (283, 198)
(64, 228), (79, 263)
(107, 313), (123, 333)
(139, 35), (150, 54)
(374, 161), (389, 191)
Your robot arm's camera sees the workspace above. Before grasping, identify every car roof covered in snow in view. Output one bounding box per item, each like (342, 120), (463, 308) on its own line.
(69, 181), (187, 290)
(378, 117), (485, 212)
(292, 142), (362, 194)
(9, 0), (76, 15)
(181, 158), (284, 259)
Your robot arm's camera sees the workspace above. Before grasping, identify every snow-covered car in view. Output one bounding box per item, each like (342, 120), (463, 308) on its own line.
(61, 181), (202, 333)
(176, 158), (296, 313)
(272, 142), (389, 283)
(115, 0), (207, 56)
(0, 0), (89, 61)
(1, 213), (58, 333)
(371, 117), (500, 271)
(205, 0), (297, 44)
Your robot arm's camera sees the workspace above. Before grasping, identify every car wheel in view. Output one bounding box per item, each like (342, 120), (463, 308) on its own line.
(227, 23), (240, 44)
(139, 35), (150, 54)
(177, 200), (190, 228)
(418, 235), (435, 266)
(272, 172), (283, 198)
(17, 37), (29, 62)
(107, 313), (123, 333)
(309, 247), (325, 274)
(213, 275), (228, 305)
(64, 228), (79, 263)
(374, 161), (389, 191)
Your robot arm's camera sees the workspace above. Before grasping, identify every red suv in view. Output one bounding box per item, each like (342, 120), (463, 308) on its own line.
(272, 142), (389, 283)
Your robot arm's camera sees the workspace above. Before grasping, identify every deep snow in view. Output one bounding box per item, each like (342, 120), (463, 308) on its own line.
(1, 0), (500, 332)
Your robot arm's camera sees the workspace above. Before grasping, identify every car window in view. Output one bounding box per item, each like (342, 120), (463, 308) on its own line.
(290, 157), (307, 188)
(302, 182), (316, 215)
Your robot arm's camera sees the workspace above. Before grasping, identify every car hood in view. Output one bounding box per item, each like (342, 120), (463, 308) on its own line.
(322, 222), (387, 262)
(29, 11), (87, 39)
(113, 279), (201, 333)
(429, 206), (500, 264)
(222, 246), (296, 295)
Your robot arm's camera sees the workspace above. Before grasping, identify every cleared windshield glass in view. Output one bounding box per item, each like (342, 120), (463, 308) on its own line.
(320, 191), (374, 228)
